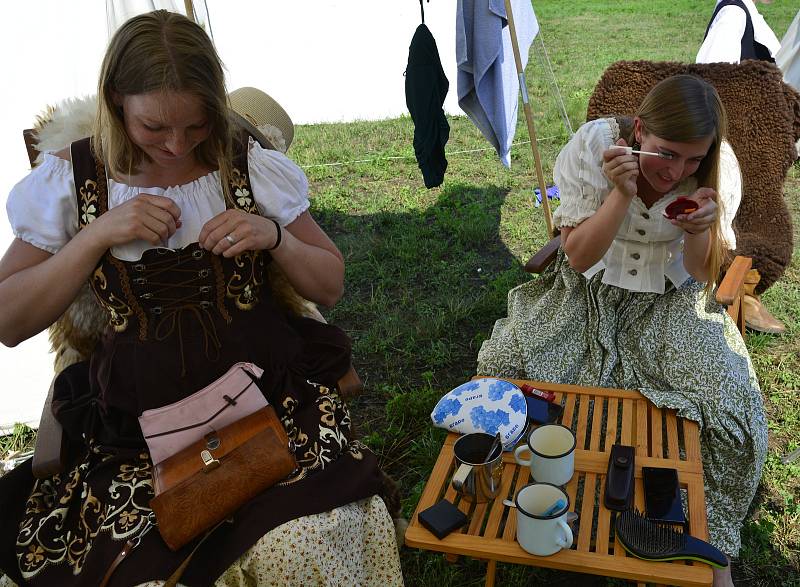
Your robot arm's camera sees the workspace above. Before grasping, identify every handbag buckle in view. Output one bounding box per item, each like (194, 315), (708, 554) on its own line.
(201, 449), (220, 472)
(206, 435), (221, 451)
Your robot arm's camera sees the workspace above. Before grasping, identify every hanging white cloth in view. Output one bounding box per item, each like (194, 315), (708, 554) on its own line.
(456, 0), (538, 167)
(776, 10), (800, 91)
(776, 9), (800, 158)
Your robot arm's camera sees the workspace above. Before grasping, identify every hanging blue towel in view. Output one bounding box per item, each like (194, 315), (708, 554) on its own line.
(456, 0), (538, 167)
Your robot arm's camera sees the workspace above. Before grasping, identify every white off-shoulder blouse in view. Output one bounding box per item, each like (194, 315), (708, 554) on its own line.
(551, 118), (741, 294)
(6, 138), (310, 262)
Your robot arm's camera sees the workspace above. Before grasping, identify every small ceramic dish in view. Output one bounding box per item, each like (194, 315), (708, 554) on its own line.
(663, 197), (699, 219)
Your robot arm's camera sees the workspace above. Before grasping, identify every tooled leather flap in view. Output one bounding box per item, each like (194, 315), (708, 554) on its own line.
(152, 405), (289, 494)
(150, 418), (297, 551)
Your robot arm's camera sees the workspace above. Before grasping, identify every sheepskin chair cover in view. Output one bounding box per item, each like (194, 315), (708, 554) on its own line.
(30, 95), (317, 375)
(587, 60), (800, 293)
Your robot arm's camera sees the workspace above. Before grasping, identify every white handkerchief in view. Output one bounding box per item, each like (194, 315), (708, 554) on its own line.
(431, 378), (527, 449)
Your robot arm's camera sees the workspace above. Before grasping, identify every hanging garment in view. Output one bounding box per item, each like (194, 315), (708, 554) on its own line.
(405, 23), (450, 189)
(776, 10), (800, 158)
(777, 10), (800, 90)
(456, 0), (538, 167)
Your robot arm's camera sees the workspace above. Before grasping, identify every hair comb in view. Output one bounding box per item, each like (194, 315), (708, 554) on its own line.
(615, 509), (728, 568)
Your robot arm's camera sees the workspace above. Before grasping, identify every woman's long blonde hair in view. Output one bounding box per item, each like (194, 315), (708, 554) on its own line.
(93, 10), (234, 200)
(623, 74), (730, 296)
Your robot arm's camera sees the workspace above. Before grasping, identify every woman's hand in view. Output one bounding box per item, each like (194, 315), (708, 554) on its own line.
(670, 187), (718, 235)
(88, 193), (182, 248)
(199, 209), (280, 257)
(602, 139), (639, 199)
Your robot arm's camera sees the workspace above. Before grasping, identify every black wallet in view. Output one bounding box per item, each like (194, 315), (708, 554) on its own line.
(418, 499), (468, 539)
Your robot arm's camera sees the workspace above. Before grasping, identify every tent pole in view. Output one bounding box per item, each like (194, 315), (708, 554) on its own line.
(183, 0), (196, 22)
(503, 0), (554, 238)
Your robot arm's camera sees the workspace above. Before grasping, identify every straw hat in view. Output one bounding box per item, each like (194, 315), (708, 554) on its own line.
(228, 87), (294, 153)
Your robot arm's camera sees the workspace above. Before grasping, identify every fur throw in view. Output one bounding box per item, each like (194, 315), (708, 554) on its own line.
(587, 60), (800, 293)
(31, 95), (313, 374)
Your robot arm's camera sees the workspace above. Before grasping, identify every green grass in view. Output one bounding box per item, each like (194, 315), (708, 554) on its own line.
(0, 424), (36, 459)
(3, 1), (798, 585)
(294, 2), (800, 585)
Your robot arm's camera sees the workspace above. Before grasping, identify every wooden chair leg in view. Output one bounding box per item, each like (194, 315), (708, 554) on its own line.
(445, 553), (459, 563)
(738, 298), (747, 336)
(484, 560), (497, 587)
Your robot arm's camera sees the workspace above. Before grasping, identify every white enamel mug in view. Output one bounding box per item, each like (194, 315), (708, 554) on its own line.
(514, 424), (576, 486)
(515, 483), (574, 556)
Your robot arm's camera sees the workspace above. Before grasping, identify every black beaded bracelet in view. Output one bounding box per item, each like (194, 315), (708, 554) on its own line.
(265, 218), (282, 251)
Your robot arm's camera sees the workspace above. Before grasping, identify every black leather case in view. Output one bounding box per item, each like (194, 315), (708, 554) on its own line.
(604, 444), (635, 511)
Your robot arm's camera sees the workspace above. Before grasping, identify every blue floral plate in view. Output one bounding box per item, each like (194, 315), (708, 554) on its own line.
(430, 378), (528, 449)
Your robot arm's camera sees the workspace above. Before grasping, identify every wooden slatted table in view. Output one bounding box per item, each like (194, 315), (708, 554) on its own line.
(405, 379), (712, 587)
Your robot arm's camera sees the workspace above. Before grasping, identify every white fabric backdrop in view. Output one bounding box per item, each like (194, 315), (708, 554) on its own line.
(0, 1), (459, 429)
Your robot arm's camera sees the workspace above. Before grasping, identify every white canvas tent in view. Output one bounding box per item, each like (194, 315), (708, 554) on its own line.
(0, 1), (461, 430)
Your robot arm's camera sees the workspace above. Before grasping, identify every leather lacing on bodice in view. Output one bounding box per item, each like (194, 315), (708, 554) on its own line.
(126, 246), (233, 376)
(70, 135), (264, 378)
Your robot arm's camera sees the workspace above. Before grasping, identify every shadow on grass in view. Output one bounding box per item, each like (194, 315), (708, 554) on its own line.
(315, 182), (667, 586)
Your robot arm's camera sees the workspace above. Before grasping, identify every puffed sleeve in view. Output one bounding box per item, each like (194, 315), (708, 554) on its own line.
(717, 140), (740, 250)
(247, 139), (310, 226)
(6, 153), (77, 254)
(552, 119), (614, 229)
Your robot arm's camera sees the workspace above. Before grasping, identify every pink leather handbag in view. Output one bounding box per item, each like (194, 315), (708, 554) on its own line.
(138, 362), (269, 465)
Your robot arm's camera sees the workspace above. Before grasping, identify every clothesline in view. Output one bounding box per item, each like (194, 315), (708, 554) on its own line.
(299, 135), (561, 169)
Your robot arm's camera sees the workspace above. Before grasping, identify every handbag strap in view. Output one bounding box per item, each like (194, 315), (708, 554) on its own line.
(99, 516), (229, 587)
(163, 519), (231, 587)
(99, 512), (157, 587)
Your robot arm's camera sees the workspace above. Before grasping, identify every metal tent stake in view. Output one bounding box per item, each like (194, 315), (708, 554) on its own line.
(503, 0), (554, 238)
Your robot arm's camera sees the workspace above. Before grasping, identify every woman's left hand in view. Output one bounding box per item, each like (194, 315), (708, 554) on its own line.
(670, 187), (718, 235)
(199, 209), (280, 257)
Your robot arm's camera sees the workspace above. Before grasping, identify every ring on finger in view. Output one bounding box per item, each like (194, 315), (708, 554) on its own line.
(225, 233), (237, 245)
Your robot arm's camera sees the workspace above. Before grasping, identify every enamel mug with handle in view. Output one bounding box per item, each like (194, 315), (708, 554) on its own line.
(514, 424), (576, 486)
(515, 482), (574, 556)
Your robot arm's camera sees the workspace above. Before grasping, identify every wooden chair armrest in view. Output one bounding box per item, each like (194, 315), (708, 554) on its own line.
(337, 366), (363, 398)
(31, 379), (67, 479)
(716, 255), (752, 306)
(524, 235), (561, 274)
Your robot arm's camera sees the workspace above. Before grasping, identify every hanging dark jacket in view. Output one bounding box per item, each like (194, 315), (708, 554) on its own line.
(405, 23), (450, 188)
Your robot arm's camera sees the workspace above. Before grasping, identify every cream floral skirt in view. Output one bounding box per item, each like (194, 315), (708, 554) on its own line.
(1, 496), (403, 587)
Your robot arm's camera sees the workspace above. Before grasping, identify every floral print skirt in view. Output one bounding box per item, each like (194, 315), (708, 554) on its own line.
(1, 496), (403, 587)
(476, 252), (767, 556)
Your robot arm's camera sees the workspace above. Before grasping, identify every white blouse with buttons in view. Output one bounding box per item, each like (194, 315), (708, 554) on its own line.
(552, 118), (741, 294)
(6, 138), (310, 262)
